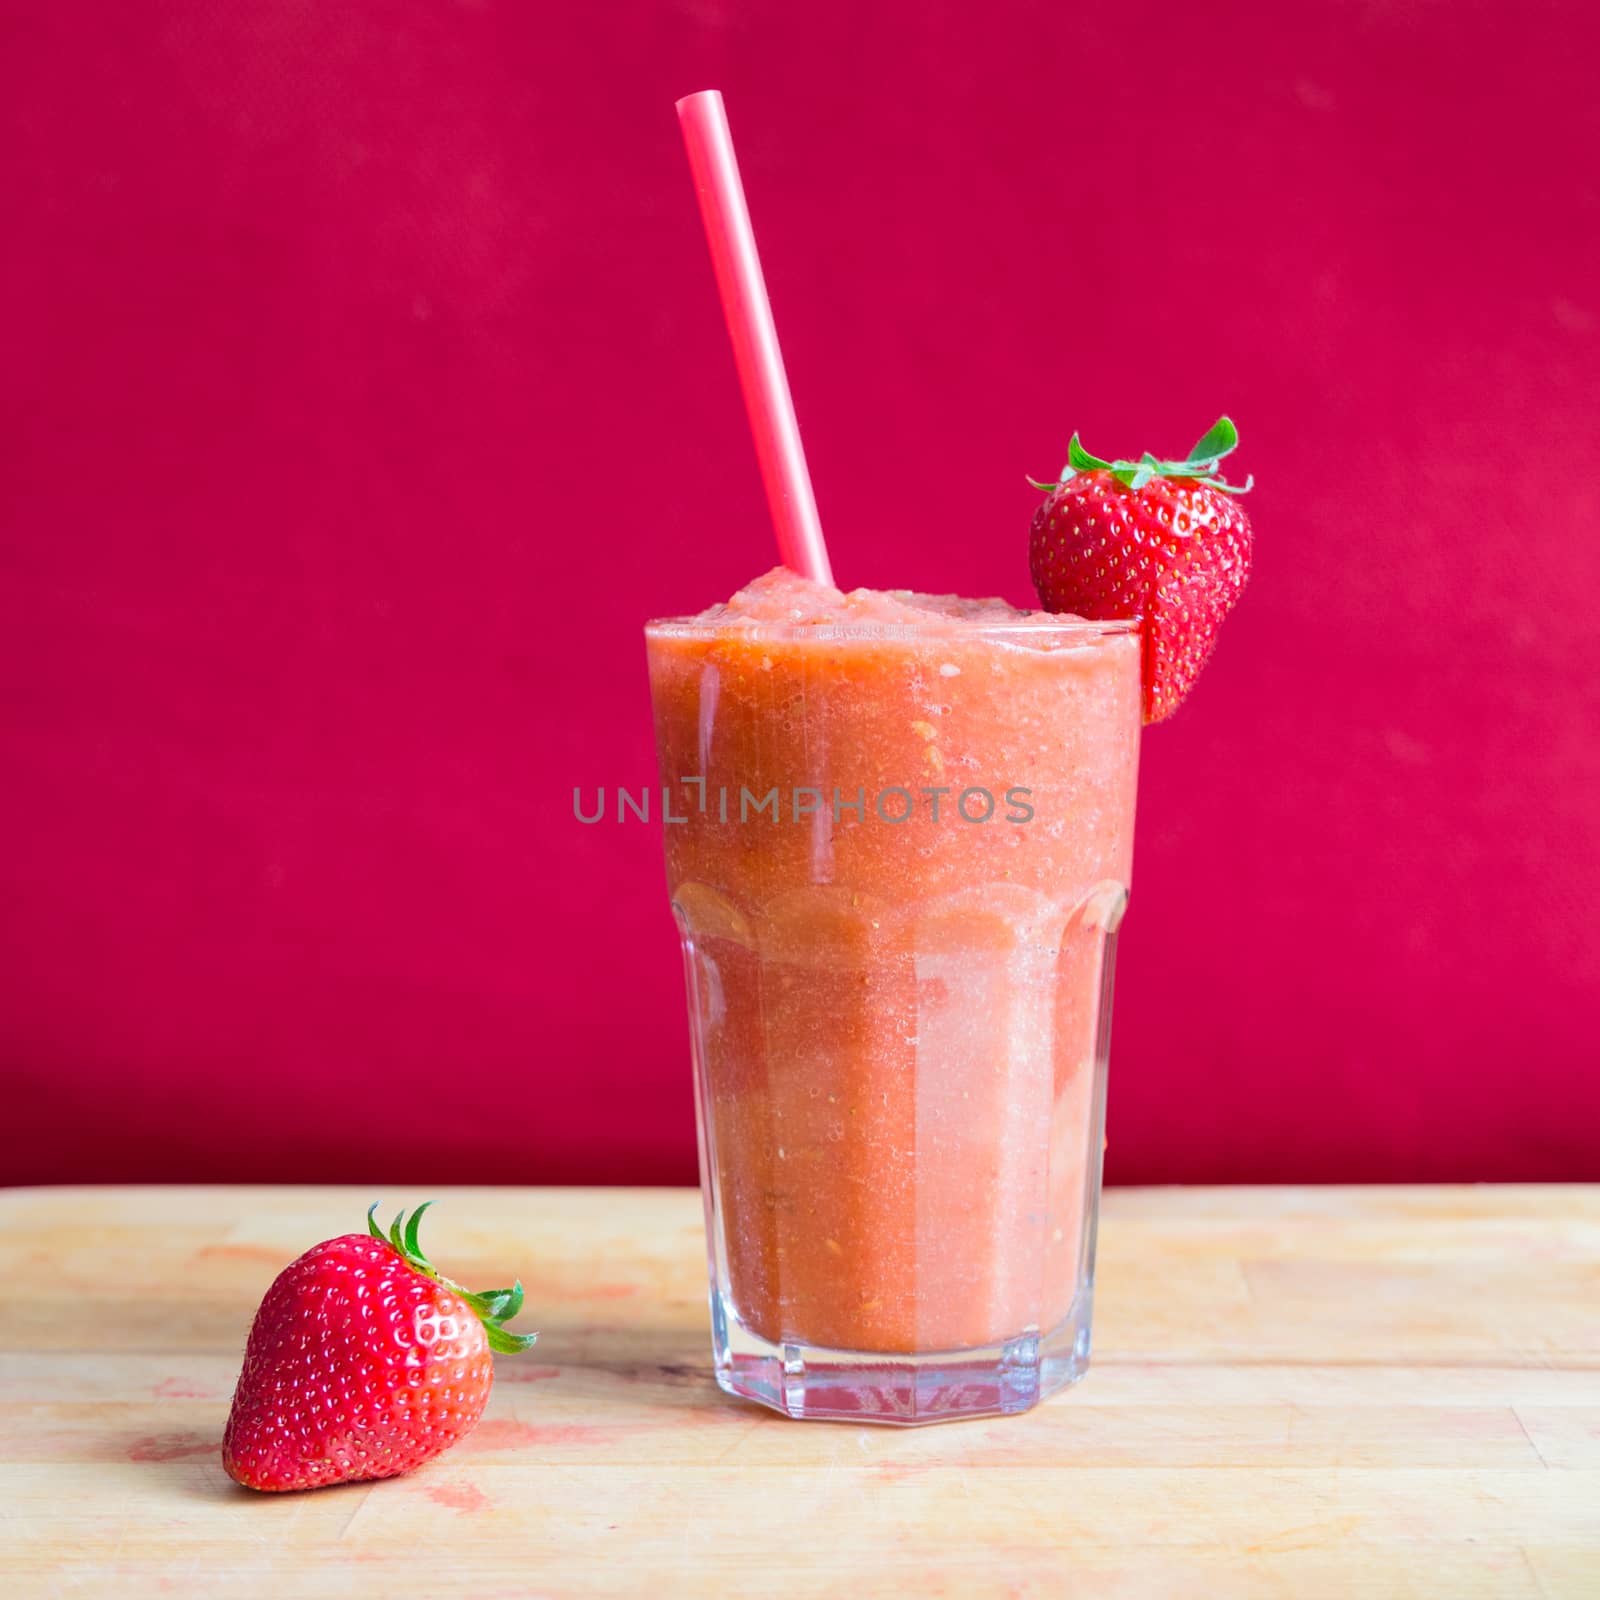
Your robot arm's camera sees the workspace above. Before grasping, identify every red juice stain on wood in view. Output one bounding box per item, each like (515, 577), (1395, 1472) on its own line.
(461, 1418), (541, 1451)
(463, 1417), (635, 1453)
(128, 1431), (219, 1462)
(497, 1364), (562, 1384)
(153, 1376), (210, 1398)
(534, 1425), (632, 1445)
(196, 1244), (287, 1266)
(423, 1481), (491, 1513)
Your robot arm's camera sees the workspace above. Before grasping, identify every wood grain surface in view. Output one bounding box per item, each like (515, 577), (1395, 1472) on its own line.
(1, 1185), (1597, 1597)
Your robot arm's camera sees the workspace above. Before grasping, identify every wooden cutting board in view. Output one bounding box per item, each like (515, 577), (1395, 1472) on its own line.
(2, 1184), (1597, 1597)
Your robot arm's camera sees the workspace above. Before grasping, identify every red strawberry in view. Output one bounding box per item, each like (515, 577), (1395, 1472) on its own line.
(1029, 416), (1254, 723)
(223, 1204), (537, 1492)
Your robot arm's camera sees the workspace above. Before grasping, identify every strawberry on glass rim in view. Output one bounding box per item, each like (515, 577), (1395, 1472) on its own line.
(1028, 416), (1254, 724)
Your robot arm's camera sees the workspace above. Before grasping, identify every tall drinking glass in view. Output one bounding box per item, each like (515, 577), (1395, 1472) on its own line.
(646, 604), (1140, 1423)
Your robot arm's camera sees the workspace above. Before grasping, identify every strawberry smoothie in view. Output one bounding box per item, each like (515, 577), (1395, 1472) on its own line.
(647, 566), (1140, 1421)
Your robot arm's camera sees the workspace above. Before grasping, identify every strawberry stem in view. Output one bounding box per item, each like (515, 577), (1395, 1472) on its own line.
(366, 1202), (539, 1354)
(1033, 414), (1253, 496)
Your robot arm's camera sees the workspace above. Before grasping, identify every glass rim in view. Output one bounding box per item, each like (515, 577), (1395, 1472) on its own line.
(644, 614), (1140, 642)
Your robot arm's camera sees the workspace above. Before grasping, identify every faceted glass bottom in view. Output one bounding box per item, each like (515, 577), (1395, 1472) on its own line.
(710, 1285), (1094, 1425)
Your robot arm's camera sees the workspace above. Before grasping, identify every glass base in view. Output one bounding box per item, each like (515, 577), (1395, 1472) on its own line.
(710, 1288), (1093, 1425)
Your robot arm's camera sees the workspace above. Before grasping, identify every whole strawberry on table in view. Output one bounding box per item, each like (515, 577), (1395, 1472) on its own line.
(1029, 415), (1254, 722)
(223, 1203), (537, 1492)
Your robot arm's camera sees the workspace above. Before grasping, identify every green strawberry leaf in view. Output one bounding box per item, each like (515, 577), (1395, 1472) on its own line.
(1186, 416), (1238, 464)
(365, 1204), (539, 1356)
(402, 1202), (439, 1271)
(479, 1281), (526, 1320)
(1040, 418), (1253, 494)
(460, 1286), (522, 1320)
(1209, 472), (1254, 495)
(1067, 433), (1112, 473)
(485, 1323), (540, 1355)
(1036, 418), (1252, 498)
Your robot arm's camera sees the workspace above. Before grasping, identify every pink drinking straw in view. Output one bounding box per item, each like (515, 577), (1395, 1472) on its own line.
(676, 90), (835, 588)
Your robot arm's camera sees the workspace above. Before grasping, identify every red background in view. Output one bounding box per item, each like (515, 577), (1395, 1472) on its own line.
(3, 3), (1597, 1188)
